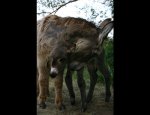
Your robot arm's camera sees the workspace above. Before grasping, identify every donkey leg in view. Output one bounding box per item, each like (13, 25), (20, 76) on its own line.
(37, 66), (49, 109)
(100, 65), (111, 102)
(77, 68), (87, 112)
(37, 70), (39, 97)
(65, 69), (75, 105)
(54, 74), (65, 111)
(97, 52), (111, 102)
(86, 63), (98, 103)
(46, 76), (50, 97)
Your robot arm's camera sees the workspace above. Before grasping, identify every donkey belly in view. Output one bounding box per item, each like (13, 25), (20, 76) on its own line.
(69, 61), (85, 71)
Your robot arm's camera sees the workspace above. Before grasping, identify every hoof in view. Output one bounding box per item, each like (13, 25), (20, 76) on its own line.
(105, 93), (111, 102)
(105, 97), (110, 102)
(86, 95), (92, 104)
(70, 98), (75, 105)
(58, 104), (66, 111)
(86, 98), (91, 104)
(81, 107), (86, 112)
(81, 103), (87, 112)
(39, 102), (46, 109)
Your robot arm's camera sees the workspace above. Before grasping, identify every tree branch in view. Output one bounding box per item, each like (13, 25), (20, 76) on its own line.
(49, 0), (78, 15)
(37, 11), (51, 15)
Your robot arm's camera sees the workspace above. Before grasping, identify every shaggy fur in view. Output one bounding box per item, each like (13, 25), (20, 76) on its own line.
(37, 14), (113, 111)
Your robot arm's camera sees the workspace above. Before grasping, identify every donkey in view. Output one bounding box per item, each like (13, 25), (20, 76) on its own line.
(65, 19), (113, 112)
(37, 15), (113, 111)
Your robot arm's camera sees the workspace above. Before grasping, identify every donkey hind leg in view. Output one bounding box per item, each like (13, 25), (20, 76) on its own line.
(37, 65), (49, 109)
(86, 63), (98, 103)
(46, 76), (50, 97)
(97, 54), (111, 102)
(100, 65), (111, 102)
(54, 74), (65, 111)
(77, 68), (87, 112)
(65, 69), (75, 105)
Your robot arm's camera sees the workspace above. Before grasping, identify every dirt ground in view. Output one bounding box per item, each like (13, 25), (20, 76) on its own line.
(37, 78), (113, 115)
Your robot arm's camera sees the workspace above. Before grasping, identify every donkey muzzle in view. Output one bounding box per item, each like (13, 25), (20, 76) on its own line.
(50, 67), (58, 78)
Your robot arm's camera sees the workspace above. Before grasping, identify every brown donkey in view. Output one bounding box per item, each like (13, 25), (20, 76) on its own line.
(37, 15), (113, 111)
(65, 19), (113, 112)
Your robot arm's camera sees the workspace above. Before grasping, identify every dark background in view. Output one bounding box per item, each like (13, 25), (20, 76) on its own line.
(0, 0), (149, 115)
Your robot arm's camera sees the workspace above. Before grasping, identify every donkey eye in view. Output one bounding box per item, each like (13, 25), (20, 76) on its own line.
(58, 58), (66, 63)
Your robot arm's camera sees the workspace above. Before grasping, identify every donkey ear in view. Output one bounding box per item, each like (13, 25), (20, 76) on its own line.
(99, 18), (112, 29)
(98, 21), (113, 45)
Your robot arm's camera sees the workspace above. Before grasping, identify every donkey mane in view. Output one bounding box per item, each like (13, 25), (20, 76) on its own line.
(40, 15), (99, 32)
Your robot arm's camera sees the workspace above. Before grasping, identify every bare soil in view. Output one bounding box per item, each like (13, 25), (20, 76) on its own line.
(37, 78), (113, 115)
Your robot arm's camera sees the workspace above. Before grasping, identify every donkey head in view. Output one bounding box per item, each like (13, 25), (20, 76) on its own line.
(49, 43), (68, 78)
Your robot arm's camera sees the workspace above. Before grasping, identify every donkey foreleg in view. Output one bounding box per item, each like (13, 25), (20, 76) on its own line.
(65, 69), (75, 105)
(54, 74), (65, 111)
